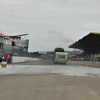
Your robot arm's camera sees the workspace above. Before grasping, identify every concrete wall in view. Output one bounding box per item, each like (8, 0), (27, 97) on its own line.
(12, 56), (42, 63)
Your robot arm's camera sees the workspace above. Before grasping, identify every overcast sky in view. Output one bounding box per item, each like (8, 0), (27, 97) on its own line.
(0, 0), (100, 52)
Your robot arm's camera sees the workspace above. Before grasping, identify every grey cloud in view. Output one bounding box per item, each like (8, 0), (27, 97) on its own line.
(28, 30), (75, 51)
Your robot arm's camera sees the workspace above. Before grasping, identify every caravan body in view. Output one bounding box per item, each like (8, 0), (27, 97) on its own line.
(53, 52), (67, 64)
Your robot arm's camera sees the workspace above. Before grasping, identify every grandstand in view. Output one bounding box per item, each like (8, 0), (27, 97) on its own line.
(0, 33), (30, 56)
(69, 32), (100, 61)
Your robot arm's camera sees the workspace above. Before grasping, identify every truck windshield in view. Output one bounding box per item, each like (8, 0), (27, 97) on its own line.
(55, 48), (64, 52)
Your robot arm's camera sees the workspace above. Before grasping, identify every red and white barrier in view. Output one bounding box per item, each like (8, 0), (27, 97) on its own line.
(1, 59), (7, 67)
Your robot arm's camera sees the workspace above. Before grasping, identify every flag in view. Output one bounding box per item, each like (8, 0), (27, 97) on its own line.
(9, 39), (12, 42)
(4, 36), (10, 39)
(0, 33), (4, 36)
(15, 42), (18, 45)
(18, 43), (22, 47)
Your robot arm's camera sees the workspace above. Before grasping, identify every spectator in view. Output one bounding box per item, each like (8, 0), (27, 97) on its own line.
(2, 54), (5, 59)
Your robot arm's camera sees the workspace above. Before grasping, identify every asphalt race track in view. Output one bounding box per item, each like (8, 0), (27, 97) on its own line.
(0, 59), (100, 100)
